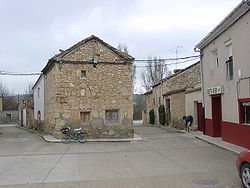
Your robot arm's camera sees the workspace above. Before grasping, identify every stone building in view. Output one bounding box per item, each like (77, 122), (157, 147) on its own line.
(19, 96), (34, 128)
(33, 35), (134, 138)
(144, 62), (203, 130)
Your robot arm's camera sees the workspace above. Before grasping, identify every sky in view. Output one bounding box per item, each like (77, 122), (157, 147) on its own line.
(0, 0), (241, 94)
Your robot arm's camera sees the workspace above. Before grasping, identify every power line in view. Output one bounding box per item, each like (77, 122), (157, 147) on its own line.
(134, 55), (200, 62)
(134, 57), (200, 68)
(0, 71), (41, 76)
(0, 55), (200, 76)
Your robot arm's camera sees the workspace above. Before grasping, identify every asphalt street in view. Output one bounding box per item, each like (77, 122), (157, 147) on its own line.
(0, 125), (242, 188)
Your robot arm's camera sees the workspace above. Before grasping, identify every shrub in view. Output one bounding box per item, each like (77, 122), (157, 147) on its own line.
(158, 105), (166, 125)
(149, 109), (155, 124)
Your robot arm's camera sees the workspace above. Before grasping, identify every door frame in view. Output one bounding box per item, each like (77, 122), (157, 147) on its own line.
(211, 94), (222, 137)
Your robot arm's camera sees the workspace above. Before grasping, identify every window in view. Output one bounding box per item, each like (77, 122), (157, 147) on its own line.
(226, 56), (233, 81)
(80, 111), (90, 123)
(105, 110), (118, 123)
(37, 87), (40, 98)
(210, 49), (218, 68)
(37, 111), (41, 121)
(239, 101), (250, 124)
(6, 114), (11, 123)
(225, 41), (233, 80)
(80, 70), (86, 78)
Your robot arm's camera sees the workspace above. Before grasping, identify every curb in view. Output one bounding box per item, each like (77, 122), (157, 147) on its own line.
(195, 135), (246, 155)
(17, 126), (143, 143)
(43, 134), (143, 143)
(17, 126), (45, 139)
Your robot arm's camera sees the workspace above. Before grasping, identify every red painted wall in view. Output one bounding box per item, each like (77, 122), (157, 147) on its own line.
(205, 118), (214, 137)
(222, 121), (250, 149)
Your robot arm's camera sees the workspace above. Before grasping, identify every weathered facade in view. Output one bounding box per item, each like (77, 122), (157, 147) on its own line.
(19, 96), (34, 128)
(195, 1), (250, 149)
(33, 35), (134, 138)
(144, 62), (202, 130)
(162, 62), (201, 129)
(0, 111), (19, 124)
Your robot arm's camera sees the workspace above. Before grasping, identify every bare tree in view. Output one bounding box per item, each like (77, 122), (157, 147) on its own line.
(24, 82), (33, 96)
(133, 94), (146, 120)
(141, 56), (171, 91)
(117, 43), (136, 92)
(0, 80), (18, 110)
(0, 81), (7, 97)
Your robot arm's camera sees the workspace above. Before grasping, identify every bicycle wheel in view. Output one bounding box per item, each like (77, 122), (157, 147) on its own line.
(78, 133), (87, 143)
(62, 135), (71, 144)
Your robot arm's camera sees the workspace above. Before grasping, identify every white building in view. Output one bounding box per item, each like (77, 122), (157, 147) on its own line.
(195, 0), (250, 149)
(33, 75), (44, 121)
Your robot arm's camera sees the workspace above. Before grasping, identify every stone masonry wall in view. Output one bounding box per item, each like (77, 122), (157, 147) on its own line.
(162, 63), (200, 93)
(144, 62), (201, 128)
(168, 92), (186, 129)
(44, 39), (133, 138)
(163, 63), (201, 128)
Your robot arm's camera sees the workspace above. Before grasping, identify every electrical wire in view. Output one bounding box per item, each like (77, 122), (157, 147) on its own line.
(0, 55), (200, 76)
(0, 71), (41, 76)
(134, 55), (200, 62)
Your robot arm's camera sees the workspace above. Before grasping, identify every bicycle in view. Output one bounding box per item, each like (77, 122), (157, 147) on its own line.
(61, 127), (87, 143)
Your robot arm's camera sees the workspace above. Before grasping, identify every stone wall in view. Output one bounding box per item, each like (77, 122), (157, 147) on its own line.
(144, 91), (153, 124)
(144, 62), (201, 128)
(163, 63), (201, 128)
(166, 92), (186, 129)
(19, 97), (34, 128)
(43, 37), (133, 138)
(162, 63), (201, 93)
(0, 111), (19, 124)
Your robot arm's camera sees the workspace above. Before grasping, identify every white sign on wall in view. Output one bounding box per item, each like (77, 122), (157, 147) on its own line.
(206, 85), (224, 95)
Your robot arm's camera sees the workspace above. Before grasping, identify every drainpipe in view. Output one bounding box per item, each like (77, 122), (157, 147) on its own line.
(194, 47), (206, 135)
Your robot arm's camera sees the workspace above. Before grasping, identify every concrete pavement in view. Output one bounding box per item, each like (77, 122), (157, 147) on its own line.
(0, 125), (243, 188)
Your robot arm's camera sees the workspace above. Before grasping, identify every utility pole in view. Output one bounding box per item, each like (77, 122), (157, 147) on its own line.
(175, 45), (182, 70)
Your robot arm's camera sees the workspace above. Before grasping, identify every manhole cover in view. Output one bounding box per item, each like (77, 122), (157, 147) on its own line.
(192, 178), (219, 185)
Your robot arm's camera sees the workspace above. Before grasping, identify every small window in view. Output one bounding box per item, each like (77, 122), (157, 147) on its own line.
(210, 49), (218, 68)
(37, 111), (41, 121)
(226, 56), (233, 81)
(80, 111), (90, 123)
(80, 70), (86, 78)
(240, 102), (250, 124)
(37, 87), (40, 98)
(6, 114), (11, 123)
(225, 41), (233, 81)
(106, 110), (118, 124)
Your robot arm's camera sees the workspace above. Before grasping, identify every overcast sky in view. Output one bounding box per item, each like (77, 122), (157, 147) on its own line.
(0, 0), (241, 94)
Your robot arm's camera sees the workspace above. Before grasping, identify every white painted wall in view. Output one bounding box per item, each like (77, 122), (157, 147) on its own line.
(185, 89), (202, 128)
(201, 10), (250, 123)
(33, 75), (45, 120)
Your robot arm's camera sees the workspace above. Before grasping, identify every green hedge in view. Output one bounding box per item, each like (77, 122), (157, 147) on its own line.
(149, 109), (155, 124)
(158, 105), (166, 125)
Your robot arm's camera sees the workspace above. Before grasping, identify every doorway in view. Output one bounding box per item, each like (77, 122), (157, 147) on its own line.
(165, 99), (171, 125)
(211, 95), (222, 137)
(197, 102), (204, 132)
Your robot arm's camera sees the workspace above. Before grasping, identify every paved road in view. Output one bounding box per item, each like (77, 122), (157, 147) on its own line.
(0, 125), (242, 188)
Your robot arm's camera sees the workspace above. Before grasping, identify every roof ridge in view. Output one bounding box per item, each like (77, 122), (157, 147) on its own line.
(51, 35), (134, 61)
(152, 61), (200, 88)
